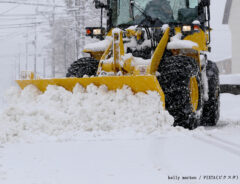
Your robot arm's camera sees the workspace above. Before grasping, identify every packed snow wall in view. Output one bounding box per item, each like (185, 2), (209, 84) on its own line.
(0, 84), (174, 143)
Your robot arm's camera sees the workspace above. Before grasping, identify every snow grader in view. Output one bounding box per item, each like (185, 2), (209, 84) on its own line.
(17, 0), (220, 129)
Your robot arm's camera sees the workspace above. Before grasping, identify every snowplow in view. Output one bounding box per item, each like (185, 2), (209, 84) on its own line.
(17, 0), (220, 129)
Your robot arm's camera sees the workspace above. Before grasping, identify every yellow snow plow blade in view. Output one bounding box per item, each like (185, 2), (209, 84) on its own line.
(16, 75), (165, 107)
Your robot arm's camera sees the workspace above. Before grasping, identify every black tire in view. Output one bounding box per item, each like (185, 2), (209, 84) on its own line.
(158, 55), (203, 130)
(201, 60), (220, 126)
(66, 57), (99, 78)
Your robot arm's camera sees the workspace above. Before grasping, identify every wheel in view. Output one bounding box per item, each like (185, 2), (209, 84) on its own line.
(158, 55), (203, 130)
(66, 57), (99, 78)
(201, 60), (220, 126)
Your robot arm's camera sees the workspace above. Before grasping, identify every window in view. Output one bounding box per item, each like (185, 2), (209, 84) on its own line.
(110, 0), (200, 26)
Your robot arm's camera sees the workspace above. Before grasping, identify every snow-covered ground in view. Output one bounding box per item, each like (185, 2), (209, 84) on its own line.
(0, 84), (174, 143)
(0, 85), (240, 184)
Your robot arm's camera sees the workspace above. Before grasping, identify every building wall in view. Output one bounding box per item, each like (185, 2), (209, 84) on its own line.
(216, 59), (232, 74)
(229, 0), (240, 73)
(208, 0), (232, 74)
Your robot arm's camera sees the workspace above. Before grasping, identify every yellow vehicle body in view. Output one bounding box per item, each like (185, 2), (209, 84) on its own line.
(17, 25), (208, 110)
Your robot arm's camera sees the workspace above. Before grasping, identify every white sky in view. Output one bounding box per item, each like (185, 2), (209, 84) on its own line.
(0, 0), (66, 77)
(209, 0), (232, 61)
(0, 0), (66, 106)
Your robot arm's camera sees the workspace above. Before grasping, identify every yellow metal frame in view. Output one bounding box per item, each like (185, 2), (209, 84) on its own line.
(184, 29), (208, 52)
(96, 27), (170, 76)
(150, 28), (170, 74)
(189, 77), (199, 112)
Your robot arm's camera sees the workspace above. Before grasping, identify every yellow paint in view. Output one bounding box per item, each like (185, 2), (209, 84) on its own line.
(113, 33), (119, 73)
(123, 57), (134, 74)
(111, 30), (125, 73)
(189, 77), (199, 112)
(136, 30), (142, 40)
(133, 68), (140, 76)
(175, 27), (181, 34)
(100, 42), (113, 61)
(149, 28), (170, 74)
(106, 29), (113, 36)
(125, 29), (136, 38)
(184, 29), (208, 51)
(119, 31), (125, 57)
(17, 75), (165, 108)
(97, 41), (113, 74)
(100, 62), (113, 72)
(125, 29), (142, 40)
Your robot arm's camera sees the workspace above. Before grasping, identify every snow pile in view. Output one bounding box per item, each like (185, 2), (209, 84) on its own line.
(0, 84), (173, 143)
(220, 93), (240, 125)
(167, 33), (198, 50)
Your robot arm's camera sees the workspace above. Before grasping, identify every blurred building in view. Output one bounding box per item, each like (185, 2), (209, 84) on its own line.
(209, 0), (232, 74)
(218, 0), (240, 74)
(227, 0), (240, 73)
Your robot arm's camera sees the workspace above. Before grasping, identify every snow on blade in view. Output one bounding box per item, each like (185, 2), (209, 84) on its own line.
(0, 84), (173, 143)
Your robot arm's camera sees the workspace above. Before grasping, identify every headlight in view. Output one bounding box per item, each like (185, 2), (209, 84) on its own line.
(93, 29), (102, 35)
(86, 27), (105, 39)
(182, 25), (191, 32)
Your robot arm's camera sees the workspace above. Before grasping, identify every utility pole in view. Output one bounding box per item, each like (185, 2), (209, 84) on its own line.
(79, 0), (86, 57)
(64, 35), (67, 73)
(32, 0), (39, 79)
(34, 19), (37, 78)
(17, 44), (21, 79)
(18, 53), (21, 79)
(51, 0), (56, 77)
(25, 33), (28, 72)
(73, 0), (86, 59)
(14, 57), (16, 80)
(74, 0), (80, 60)
(43, 58), (46, 78)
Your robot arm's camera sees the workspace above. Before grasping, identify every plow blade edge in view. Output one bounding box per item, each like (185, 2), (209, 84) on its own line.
(16, 75), (165, 107)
